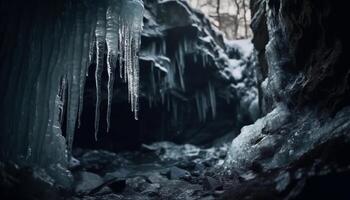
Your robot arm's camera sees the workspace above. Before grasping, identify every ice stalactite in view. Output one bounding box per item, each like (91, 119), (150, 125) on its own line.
(176, 39), (186, 91)
(92, 0), (144, 138)
(165, 38), (189, 91)
(194, 82), (217, 122)
(119, 0), (144, 120)
(208, 81), (216, 118)
(141, 35), (218, 124)
(0, 0), (144, 185)
(94, 5), (107, 140)
(161, 39), (167, 55)
(105, 1), (120, 132)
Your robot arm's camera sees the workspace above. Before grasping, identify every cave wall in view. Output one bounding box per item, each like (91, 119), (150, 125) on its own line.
(223, 0), (350, 198)
(251, 0), (350, 114)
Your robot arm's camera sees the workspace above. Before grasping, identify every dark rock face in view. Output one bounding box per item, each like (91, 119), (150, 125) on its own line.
(75, 0), (258, 151)
(0, 161), (66, 200)
(224, 0), (350, 199)
(252, 0), (350, 114)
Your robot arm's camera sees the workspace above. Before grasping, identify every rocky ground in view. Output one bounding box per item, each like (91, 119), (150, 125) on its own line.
(69, 142), (229, 200)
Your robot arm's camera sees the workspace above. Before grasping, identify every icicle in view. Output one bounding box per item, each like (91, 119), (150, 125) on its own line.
(195, 92), (202, 122)
(183, 38), (188, 52)
(94, 5), (107, 140)
(118, 0), (143, 119)
(161, 38), (167, 55)
(208, 81), (216, 119)
(168, 63), (176, 88)
(176, 39), (186, 91)
(151, 42), (156, 54)
(0, 0), (145, 187)
(118, 21), (124, 79)
(105, 1), (120, 132)
(59, 77), (67, 125)
(88, 31), (96, 73)
(150, 62), (156, 95)
(194, 83), (216, 123)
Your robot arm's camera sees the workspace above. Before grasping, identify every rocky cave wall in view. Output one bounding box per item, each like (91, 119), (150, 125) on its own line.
(223, 0), (350, 199)
(252, 0), (350, 114)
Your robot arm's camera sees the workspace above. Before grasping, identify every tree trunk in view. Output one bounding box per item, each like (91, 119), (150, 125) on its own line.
(216, 0), (221, 29)
(242, 0), (248, 37)
(233, 0), (240, 39)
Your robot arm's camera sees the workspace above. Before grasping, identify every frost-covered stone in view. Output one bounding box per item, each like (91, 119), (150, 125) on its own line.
(226, 104), (290, 171)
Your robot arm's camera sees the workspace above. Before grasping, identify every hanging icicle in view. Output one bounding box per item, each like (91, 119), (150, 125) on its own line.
(119, 0), (144, 120)
(0, 0), (144, 184)
(105, 1), (120, 132)
(91, 0), (144, 138)
(208, 81), (216, 119)
(194, 81), (217, 123)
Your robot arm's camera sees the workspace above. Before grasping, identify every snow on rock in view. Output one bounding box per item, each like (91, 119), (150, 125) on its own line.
(222, 0), (350, 197)
(225, 39), (254, 59)
(225, 104), (290, 171)
(137, 0), (258, 129)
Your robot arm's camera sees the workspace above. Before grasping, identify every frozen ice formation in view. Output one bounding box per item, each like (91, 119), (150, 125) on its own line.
(138, 0), (257, 128)
(0, 0), (144, 185)
(225, 104), (291, 171)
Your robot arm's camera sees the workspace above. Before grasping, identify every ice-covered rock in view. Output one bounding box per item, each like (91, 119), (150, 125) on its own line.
(226, 104), (290, 171)
(223, 0), (350, 198)
(0, 0), (144, 186)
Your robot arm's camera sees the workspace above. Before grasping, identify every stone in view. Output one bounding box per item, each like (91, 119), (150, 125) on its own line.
(167, 166), (191, 180)
(108, 179), (126, 193)
(203, 176), (223, 191)
(74, 172), (103, 195)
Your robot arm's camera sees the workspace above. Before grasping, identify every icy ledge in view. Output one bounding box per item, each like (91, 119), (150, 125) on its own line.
(0, 0), (143, 186)
(225, 103), (350, 174)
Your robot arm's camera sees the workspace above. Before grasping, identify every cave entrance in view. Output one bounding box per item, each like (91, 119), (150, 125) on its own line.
(72, 0), (255, 153)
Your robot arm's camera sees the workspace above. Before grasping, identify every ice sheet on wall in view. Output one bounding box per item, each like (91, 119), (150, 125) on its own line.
(0, 0), (144, 185)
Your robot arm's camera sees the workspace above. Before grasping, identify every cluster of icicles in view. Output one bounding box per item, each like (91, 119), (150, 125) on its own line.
(70, 0), (144, 151)
(0, 0), (144, 175)
(144, 37), (217, 123)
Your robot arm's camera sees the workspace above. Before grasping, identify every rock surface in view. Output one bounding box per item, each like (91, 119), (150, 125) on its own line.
(223, 0), (350, 199)
(67, 142), (230, 200)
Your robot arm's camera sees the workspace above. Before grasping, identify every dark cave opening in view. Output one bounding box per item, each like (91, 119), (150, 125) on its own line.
(73, 56), (239, 152)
